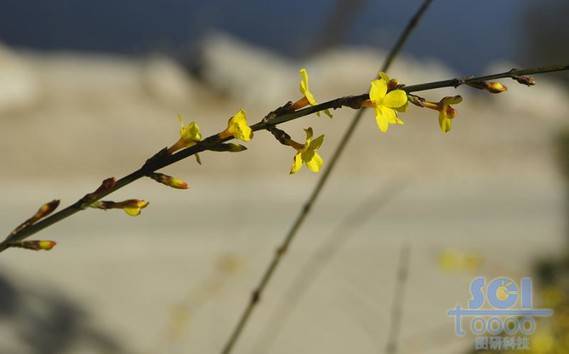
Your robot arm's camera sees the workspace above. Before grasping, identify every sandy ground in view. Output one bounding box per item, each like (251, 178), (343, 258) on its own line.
(1, 36), (569, 354)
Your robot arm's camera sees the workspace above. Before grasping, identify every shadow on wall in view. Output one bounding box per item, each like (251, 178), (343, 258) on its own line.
(0, 273), (125, 354)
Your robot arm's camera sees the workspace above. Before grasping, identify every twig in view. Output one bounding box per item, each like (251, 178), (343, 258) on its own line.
(252, 180), (409, 354)
(384, 243), (411, 354)
(402, 65), (569, 92)
(220, 1), (434, 353)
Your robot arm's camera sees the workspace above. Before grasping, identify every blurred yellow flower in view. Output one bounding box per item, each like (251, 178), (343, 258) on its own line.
(220, 109), (253, 142)
(438, 248), (483, 273)
(290, 127), (325, 174)
(368, 73), (408, 132)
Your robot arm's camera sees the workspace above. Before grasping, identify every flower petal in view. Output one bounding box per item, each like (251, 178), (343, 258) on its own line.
(299, 68), (317, 106)
(442, 95), (463, 105)
(290, 153), (303, 174)
(439, 112), (452, 133)
(381, 106), (398, 124)
(383, 89), (408, 109)
(369, 79), (387, 104)
(375, 107), (389, 133)
(310, 134), (325, 151)
(306, 152), (323, 173)
(304, 127), (314, 142)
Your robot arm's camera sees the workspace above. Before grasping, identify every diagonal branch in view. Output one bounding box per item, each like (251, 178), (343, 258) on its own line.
(2, 63), (568, 253)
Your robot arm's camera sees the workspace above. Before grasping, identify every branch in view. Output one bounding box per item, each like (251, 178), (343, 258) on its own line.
(1, 63), (568, 253)
(402, 65), (569, 92)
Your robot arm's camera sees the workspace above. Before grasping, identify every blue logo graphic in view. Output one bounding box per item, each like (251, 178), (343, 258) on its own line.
(448, 277), (553, 350)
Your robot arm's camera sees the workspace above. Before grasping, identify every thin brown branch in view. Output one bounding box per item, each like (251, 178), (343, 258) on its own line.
(402, 65), (569, 93)
(2, 63), (568, 253)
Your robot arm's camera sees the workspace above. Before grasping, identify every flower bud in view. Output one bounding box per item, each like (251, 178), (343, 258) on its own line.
(12, 240), (57, 251)
(467, 81), (507, 94)
(485, 82), (508, 93)
(513, 75), (536, 86)
(150, 173), (189, 189)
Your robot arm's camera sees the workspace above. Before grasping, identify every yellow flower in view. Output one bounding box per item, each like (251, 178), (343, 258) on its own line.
(220, 109), (253, 142)
(438, 248), (483, 273)
(168, 115), (203, 154)
(295, 68), (332, 118)
(437, 96), (463, 133)
(368, 73), (408, 132)
(290, 127), (325, 174)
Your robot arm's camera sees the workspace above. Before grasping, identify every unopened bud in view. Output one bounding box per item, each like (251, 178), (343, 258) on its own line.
(33, 200), (60, 221)
(150, 173), (189, 190)
(485, 82), (508, 93)
(467, 81), (507, 94)
(12, 240), (57, 251)
(513, 75), (536, 86)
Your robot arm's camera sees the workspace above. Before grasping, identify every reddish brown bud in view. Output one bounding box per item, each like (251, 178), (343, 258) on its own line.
(513, 75), (536, 86)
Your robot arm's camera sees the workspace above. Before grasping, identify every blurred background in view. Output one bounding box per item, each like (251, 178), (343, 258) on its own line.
(1, 0), (568, 353)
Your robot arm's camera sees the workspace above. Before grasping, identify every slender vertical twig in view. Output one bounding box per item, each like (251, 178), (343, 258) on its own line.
(384, 243), (411, 354)
(252, 180), (409, 354)
(220, 2), (434, 353)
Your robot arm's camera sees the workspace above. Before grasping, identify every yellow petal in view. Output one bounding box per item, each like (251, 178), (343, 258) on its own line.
(290, 153), (303, 174)
(123, 206), (142, 216)
(369, 79), (387, 104)
(383, 89), (408, 109)
(306, 152), (323, 173)
(441, 95), (463, 105)
(395, 101), (409, 113)
(299, 68), (309, 89)
(305, 90), (317, 106)
(375, 107), (389, 133)
(304, 127), (314, 142)
(299, 68), (317, 106)
(181, 121), (202, 143)
(439, 112), (452, 133)
(310, 134), (325, 151)
(381, 106), (398, 124)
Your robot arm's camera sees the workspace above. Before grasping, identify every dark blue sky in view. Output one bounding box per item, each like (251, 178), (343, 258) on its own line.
(0, 0), (558, 74)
